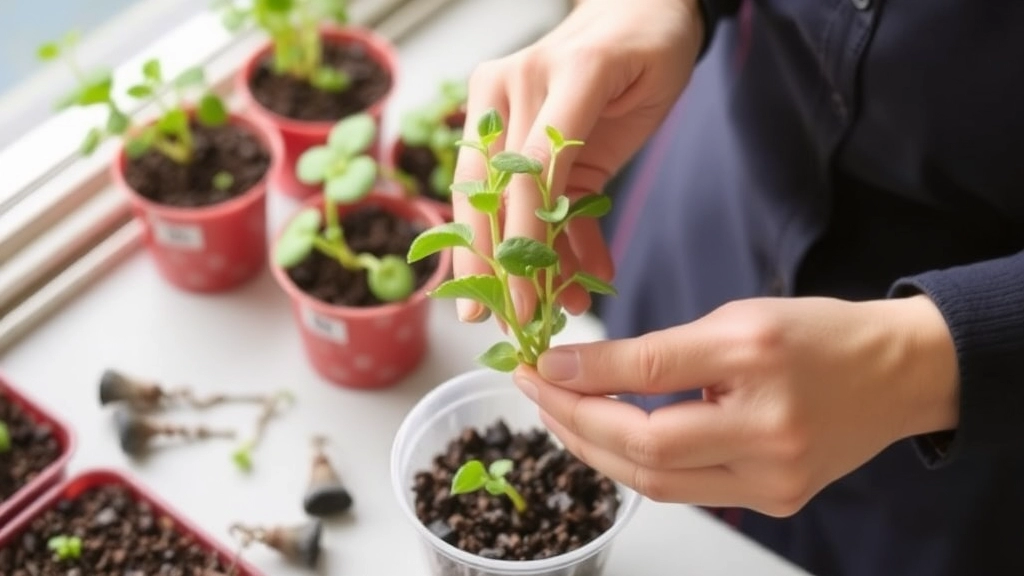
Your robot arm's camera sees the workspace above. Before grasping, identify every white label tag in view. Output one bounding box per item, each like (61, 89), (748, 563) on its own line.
(152, 218), (204, 250)
(303, 307), (348, 343)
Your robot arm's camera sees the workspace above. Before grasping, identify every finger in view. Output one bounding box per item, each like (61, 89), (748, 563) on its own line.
(452, 64), (509, 322)
(553, 233), (591, 315)
(515, 368), (740, 469)
(566, 216), (614, 282)
(536, 323), (728, 395)
(539, 410), (746, 507)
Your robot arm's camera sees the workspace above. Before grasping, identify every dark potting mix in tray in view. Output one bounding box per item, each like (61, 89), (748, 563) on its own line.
(124, 121), (271, 208)
(413, 419), (621, 561)
(287, 205), (439, 307)
(249, 42), (392, 122)
(0, 390), (61, 503)
(0, 484), (235, 575)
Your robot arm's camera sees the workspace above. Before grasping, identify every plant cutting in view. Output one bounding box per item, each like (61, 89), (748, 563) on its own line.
(222, 0), (398, 197)
(39, 33), (279, 292)
(450, 458), (526, 513)
(231, 390), (295, 472)
(270, 113), (450, 389)
(407, 108), (616, 371)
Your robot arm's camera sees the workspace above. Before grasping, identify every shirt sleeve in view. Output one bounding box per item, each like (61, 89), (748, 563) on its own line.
(695, 0), (744, 57)
(888, 249), (1024, 469)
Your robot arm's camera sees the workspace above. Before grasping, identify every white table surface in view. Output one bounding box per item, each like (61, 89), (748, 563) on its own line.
(0, 1), (810, 574)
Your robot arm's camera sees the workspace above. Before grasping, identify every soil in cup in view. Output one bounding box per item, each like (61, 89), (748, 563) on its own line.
(249, 41), (392, 122)
(413, 419), (621, 561)
(287, 205), (439, 307)
(124, 121), (271, 208)
(0, 390), (61, 503)
(0, 484), (237, 574)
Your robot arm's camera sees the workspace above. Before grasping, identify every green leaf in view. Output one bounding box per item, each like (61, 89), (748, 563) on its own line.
(125, 126), (157, 158)
(407, 223), (473, 263)
(274, 229), (316, 268)
(296, 146), (334, 184)
(566, 193), (612, 220)
(477, 341), (519, 372)
(476, 108), (503, 144)
(0, 421), (10, 453)
(78, 74), (113, 105)
(488, 458), (514, 478)
(367, 255), (416, 302)
(491, 151), (543, 175)
(468, 190), (501, 214)
(450, 180), (486, 195)
(221, 7), (248, 30)
(455, 139), (487, 154)
(536, 195), (570, 223)
(264, 0), (293, 11)
(174, 66), (205, 88)
(429, 275), (506, 318)
(484, 479), (507, 496)
(545, 125), (564, 149)
(142, 59), (162, 82)
(325, 155), (377, 203)
(126, 84), (153, 99)
(493, 169), (512, 192)
(37, 42), (61, 61)
(233, 445), (253, 472)
(157, 108), (189, 135)
(495, 237), (558, 277)
(451, 460), (488, 494)
(429, 164), (454, 198)
(399, 113), (433, 147)
(106, 108), (130, 135)
(328, 113), (376, 156)
(212, 170), (234, 190)
(311, 67), (350, 92)
(285, 208), (322, 237)
(572, 271), (617, 295)
(79, 128), (103, 156)
(197, 93), (228, 126)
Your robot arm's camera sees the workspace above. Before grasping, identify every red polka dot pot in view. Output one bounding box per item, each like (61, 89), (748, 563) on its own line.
(271, 192), (450, 389)
(236, 26), (399, 200)
(111, 112), (282, 293)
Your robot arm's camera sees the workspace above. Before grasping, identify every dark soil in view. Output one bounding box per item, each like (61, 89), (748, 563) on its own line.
(248, 41), (392, 122)
(124, 121), (270, 208)
(0, 484), (236, 575)
(0, 390), (61, 503)
(397, 114), (464, 203)
(412, 420), (621, 562)
(286, 205), (439, 307)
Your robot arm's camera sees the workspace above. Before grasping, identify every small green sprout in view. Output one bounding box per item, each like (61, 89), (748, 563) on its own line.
(0, 420), (10, 453)
(231, 390), (294, 473)
(47, 535), (83, 561)
(215, 0), (350, 92)
(451, 459), (526, 513)
(38, 33), (228, 163)
(213, 170), (236, 191)
(276, 113), (417, 303)
(407, 109), (616, 370)
(394, 80), (467, 199)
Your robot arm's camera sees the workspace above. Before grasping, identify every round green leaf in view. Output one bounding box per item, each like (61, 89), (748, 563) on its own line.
(197, 93), (228, 126)
(78, 74), (113, 106)
(296, 146), (334, 184)
(142, 59), (162, 82)
(158, 109), (189, 135)
(468, 190), (501, 214)
(367, 256), (416, 302)
(451, 460), (488, 494)
(174, 66), (205, 89)
(311, 67), (350, 92)
(567, 193), (612, 220)
(285, 208), (322, 237)
(477, 342), (518, 372)
(484, 479), (507, 496)
(407, 223), (473, 263)
(80, 128), (103, 156)
(545, 125), (565, 149)
(535, 195), (570, 223)
(106, 108), (130, 135)
(328, 113), (376, 156)
(37, 42), (61, 61)
(495, 237), (558, 277)
(477, 108), (503, 143)
(325, 155), (377, 203)
(126, 85), (153, 99)
(491, 151), (543, 175)
(429, 164), (454, 198)
(429, 275), (507, 319)
(488, 458), (513, 478)
(274, 230), (315, 268)
(450, 180), (486, 195)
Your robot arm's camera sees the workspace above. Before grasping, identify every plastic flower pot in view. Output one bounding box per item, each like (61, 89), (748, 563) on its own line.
(111, 112), (282, 293)
(0, 468), (263, 575)
(270, 192), (450, 389)
(237, 26), (399, 199)
(0, 375), (75, 526)
(391, 369), (641, 576)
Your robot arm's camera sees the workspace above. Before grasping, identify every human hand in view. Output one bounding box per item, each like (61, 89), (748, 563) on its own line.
(511, 296), (960, 516)
(453, 0), (705, 323)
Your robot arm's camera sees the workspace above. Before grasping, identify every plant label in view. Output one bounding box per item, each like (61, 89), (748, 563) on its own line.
(303, 307), (348, 343)
(151, 218), (204, 251)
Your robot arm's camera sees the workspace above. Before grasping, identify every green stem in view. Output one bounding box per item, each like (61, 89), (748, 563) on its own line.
(503, 485), (527, 513)
(537, 150), (560, 353)
(152, 137), (190, 164)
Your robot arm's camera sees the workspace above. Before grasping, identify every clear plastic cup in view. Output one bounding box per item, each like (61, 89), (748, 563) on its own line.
(391, 369), (641, 576)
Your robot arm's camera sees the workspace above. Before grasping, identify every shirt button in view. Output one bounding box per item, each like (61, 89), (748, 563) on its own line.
(850, 0), (871, 9)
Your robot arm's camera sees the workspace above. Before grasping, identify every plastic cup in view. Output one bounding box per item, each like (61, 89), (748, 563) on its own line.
(391, 369), (641, 576)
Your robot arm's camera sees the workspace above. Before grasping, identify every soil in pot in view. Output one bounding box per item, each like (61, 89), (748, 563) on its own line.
(124, 121), (271, 208)
(396, 115), (465, 203)
(287, 205), (440, 307)
(0, 484), (236, 574)
(0, 390), (61, 504)
(249, 42), (392, 122)
(412, 419), (621, 561)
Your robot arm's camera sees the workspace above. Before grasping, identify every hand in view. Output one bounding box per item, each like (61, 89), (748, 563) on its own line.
(511, 296), (960, 516)
(452, 0), (705, 323)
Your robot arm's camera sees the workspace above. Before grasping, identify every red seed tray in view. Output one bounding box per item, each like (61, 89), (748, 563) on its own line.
(0, 468), (264, 575)
(0, 375), (76, 526)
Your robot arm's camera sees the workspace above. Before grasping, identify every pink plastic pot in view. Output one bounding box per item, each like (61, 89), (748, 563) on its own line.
(0, 468), (264, 575)
(0, 375), (75, 526)
(237, 26), (399, 199)
(271, 193), (450, 389)
(112, 112), (282, 293)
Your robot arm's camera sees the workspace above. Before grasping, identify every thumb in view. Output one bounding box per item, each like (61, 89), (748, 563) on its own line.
(535, 325), (727, 395)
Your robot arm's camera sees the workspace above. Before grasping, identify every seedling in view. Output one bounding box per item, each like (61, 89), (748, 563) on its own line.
(114, 406), (235, 457)
(231, 390), (294, 472)
(99, 368), (274, 411)
(393, 80), (467, 199)
(215, 0), (350, 92)
(39, 33), (229, 164)
(0, 420), (9, 454)
(230, 520), (323, 568)
(407, 109), (617, 370)
(451, 458), (526, 513)
(275, 113), (417, 303)
(47, 535), (82, 561)
(303, 435), (353, 516)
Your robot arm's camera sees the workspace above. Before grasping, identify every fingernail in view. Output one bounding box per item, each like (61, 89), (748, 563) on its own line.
(538, 349), (579, 383)
(457, 299), (482, 322)
(513, 374), (538, 402)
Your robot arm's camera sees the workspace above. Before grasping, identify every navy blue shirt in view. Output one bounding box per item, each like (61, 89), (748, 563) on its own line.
(601, 1), (1024, 574)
